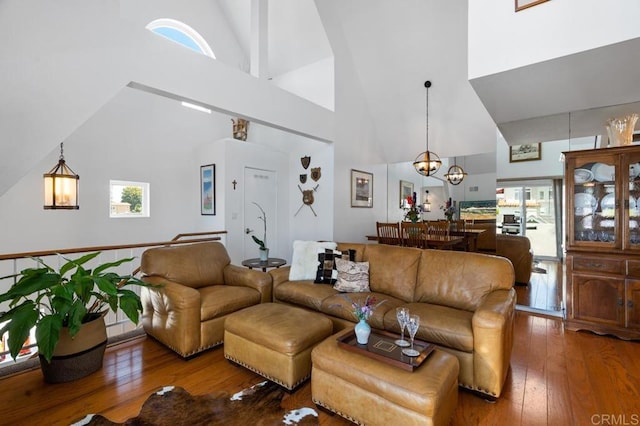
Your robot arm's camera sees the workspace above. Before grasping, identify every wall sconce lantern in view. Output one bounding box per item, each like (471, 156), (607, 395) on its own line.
(43, 142), (79, 210)
(413, 81), (442, 177)
(424, 190), (431, 212)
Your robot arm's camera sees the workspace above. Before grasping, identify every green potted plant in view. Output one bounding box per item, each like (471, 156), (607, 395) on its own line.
(0, 251), (150, 383)
(251, 202), (269, 261)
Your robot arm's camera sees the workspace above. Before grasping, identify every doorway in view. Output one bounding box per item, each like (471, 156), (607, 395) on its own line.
(243, 167), (277, 260)
(497, 180), (561, 259)
(498, 179), (564, 317)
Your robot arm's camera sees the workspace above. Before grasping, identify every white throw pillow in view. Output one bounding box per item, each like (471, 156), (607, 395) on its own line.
(289, 240), (337, 281)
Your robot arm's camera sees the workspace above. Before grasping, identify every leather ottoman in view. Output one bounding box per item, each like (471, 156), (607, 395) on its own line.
(224, 303), (333, 390)
(311, 330), (459, 426)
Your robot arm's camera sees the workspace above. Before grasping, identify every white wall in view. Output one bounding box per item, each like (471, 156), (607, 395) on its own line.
(468, 0), (640, 79)
(0, 87), (228, 253)
(194, 129), (334, 265)
(271, 57), (335, 111)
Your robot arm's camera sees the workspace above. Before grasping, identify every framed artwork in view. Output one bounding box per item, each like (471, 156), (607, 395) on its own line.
(399, 180), (414, 208)
(351, 169), (373, 208)
(200, 164), (215, 215)
(509, 143), (542, 163)
(515, 0), (550, 12)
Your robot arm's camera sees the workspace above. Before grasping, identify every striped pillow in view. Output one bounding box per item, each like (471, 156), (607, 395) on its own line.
(314, 249), (355, 284)
(333, 258), (370, 292)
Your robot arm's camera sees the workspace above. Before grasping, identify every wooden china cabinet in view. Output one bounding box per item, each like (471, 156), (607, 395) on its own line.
(565, 145), (640, 340)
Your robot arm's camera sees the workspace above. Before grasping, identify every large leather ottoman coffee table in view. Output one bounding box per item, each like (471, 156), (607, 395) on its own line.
(311, 329), (459, 426)
(224, 303), (333, 390)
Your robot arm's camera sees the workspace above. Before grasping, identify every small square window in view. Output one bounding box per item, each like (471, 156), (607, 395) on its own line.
(110, 180), (150, 218)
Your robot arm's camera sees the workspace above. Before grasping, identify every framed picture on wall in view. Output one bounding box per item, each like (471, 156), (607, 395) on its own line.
(200, 164), (215, 215)
(399, 180), (414, 208)
(509, 143), (542, 162)
(351, 169), (373, 208)
(515, 0), (550, 12)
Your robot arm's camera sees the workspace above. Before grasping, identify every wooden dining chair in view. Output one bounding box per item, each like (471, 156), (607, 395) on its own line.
(448, 220), (469, 251)
(401, 222), (428, 248)
(376, 222), (402, 246)
(426, 221), (451, 249)
(449, 220), (465, 232)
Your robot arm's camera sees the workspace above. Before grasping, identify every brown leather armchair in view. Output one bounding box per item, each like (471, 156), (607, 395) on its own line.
(140, 242), (272, 357)
(496, 234), (533, 285)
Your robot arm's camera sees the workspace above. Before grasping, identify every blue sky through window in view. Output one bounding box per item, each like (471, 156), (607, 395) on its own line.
(152, 27), (204, 54)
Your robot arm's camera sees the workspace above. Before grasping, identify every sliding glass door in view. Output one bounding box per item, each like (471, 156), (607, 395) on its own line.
(497, 179), (561, 259)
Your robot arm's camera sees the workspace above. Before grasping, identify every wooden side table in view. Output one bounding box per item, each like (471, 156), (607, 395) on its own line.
(241, 257), (287, 272)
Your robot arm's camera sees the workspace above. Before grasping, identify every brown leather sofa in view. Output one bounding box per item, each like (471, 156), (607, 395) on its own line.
(496, 234), (533, 285)
(139, 242), (272, 357)
(270, 243), (516, 399)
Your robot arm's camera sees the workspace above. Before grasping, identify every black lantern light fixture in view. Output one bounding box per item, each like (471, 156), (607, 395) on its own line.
(43, 142), (79, 210)
(413, 80), (442, 177)
(444, 156), (468, 186)
(423, 190), (431, 212)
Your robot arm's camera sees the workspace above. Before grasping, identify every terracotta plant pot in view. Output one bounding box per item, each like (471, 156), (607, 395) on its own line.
(39, 314), (108, 383)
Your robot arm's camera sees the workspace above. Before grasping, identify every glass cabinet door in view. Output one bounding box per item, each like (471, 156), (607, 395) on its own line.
(626, 152), (640, 249)
(571, 155), (618, 247)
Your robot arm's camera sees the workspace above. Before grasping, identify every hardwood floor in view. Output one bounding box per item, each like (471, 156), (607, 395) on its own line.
(515, 259), (564, 313)
(0, 311), (638, 425)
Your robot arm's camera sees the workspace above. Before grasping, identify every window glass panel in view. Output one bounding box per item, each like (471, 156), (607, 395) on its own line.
(110, 180), (150, 218)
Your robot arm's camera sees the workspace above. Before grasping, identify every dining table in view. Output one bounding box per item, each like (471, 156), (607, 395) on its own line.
(366, 234), (464, 250)
(449, 228), (486, 252)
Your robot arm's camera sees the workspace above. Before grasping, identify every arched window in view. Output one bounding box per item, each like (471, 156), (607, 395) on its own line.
(146, 18), (215, 59)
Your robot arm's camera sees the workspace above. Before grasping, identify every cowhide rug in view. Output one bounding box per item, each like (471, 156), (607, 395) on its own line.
(72, 381), (319, 426)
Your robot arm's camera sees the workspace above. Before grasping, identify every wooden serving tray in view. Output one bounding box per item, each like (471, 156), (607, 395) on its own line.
(336, 329), (435, 372)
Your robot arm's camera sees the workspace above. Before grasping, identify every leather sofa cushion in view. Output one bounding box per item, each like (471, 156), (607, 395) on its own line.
(335, 243), (367, 262)
(414, 250), (514, 312)
(141, 242), (230, 289)
(274, 280), (338, 311)
(320, 292), (404, 330)
(363, 244), (422, 302)
(392, 303), (474, 353)
(200, 285), (261, 321)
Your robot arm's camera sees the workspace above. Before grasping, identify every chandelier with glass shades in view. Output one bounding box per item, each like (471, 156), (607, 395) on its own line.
(444, 156), (467, 185)
(413, 80), (442, 177)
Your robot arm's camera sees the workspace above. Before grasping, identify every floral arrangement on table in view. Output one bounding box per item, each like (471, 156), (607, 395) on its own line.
(342, 294), (386, 322)
(441, 198), (457, 221)
(403, 192), (424, 222)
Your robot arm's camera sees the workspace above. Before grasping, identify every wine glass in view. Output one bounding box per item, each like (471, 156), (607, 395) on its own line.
(394, 307), (410, 347)
(402, 315), (421, 357)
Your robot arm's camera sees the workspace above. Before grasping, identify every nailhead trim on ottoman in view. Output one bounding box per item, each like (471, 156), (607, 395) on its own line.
(311, 330), (459, 426)
(224, 303), (333, 390)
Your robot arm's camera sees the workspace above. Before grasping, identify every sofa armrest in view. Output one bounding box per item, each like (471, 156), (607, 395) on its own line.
(223, 264), (272, 303)
(268, 266), (292, 291)
(471, 288), (516, 397)
(140, 276), (202, 357)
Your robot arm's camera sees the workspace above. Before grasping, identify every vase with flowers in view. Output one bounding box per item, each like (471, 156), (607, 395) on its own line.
(441, 198), (456, 221)
(251, 202), (269, 261)
(403, 192), (423, 223)
(342, 295), (385, 344)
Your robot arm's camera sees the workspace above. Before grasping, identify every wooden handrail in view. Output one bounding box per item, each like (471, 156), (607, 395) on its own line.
(171, 231), (227, 241)
(0, 231), (228, 261)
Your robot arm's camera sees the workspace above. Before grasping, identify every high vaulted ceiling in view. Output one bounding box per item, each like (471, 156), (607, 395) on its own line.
(219, 0), (640, 157)
(218, 0), (499, 163)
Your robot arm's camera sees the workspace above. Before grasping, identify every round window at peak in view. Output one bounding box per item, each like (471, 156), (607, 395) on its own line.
(146, 18), (215, 59)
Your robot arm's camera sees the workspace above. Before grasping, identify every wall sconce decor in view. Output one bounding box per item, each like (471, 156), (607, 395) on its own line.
(44, 142), (79, 210)
(413, 81), (442, 177)
(232, 118), (249, 141)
